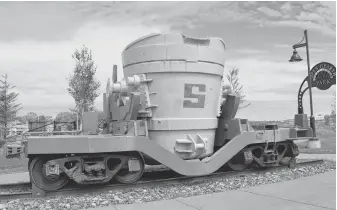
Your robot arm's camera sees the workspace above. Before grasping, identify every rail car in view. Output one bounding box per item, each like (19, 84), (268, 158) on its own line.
(4, 33), (320, 192)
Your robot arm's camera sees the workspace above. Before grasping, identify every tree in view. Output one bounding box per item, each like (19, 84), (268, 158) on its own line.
(67, 45), (101, 126)
(0, 74), (22, 139)
(325, 92), (336, 131)
(55, 112), (77, 131)
(38, 115), (47, 122)
(25, 112), (38, 123)
(44, 116), (53, 122)
(331, 92), (336, 115)
(324, 115), (330, 126)
(330, 92), (336, 130)
(55, 112), (76, 123)
(222, 68), (250, 109)
(16, 115), (27, 124)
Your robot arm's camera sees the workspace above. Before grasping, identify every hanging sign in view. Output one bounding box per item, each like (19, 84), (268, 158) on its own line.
(310, 62), (336, 90)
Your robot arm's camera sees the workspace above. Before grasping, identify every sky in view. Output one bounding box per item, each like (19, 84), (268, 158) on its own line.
(0, 1), (336, 121)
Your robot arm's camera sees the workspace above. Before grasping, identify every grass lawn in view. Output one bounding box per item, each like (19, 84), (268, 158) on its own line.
(0, 148), (28, 174)
(298, 126), (336, 154)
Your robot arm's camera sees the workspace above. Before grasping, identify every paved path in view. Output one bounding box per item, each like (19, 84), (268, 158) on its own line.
(84, 170), (336, 210)
(298, 153), (336, 161)
(0, 172), (29, 185)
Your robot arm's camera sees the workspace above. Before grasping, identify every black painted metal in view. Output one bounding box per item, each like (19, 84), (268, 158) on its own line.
(310, 62), (336, 90)
(292, 30), (315, 137)
(304, 30), (316, 137)
(297, 76), (308, 114)
(215, 95), (238, 147)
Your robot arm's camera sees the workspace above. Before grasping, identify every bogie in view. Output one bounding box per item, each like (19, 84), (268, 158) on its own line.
(226, 141), (298, 171)
(28, 152), (146, 190)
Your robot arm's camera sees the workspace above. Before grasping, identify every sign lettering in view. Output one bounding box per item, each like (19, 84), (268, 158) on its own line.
(183, 84), (206, 108)
(310, 62), (336, 91)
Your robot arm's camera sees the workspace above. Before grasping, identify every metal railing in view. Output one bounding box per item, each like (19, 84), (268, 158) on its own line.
(26, 121), (80, 136)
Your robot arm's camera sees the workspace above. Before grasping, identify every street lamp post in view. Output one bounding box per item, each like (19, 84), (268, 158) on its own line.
(289, 30), (316, 138)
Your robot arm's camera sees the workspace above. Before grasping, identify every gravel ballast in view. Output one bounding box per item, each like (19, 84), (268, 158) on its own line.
(0, 160), (335, 210)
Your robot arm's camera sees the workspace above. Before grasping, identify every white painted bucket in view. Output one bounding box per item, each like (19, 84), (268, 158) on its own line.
(122, 33), (226, 159)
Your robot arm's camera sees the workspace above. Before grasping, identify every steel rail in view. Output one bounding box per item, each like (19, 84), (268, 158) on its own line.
(0, 182), (31, 190)
(0, 159), (325, 201)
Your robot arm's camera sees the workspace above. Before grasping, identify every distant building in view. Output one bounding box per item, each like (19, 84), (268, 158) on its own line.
(284, 113), (326, 123)
(0, 120), (29, 138)
(15, 124), (29, 135)
(314, 113), (325, 121)
(303, 113), (325, 121)
(46, 124), (54, 132)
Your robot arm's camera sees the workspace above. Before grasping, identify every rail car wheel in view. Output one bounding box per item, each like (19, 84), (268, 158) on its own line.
(29, 156), (69, 191)
(280, 157), (296, 169)
(279, 157), (290, 165)
(114, 153), (145, 184)
(288, 157), (296, 169)
(227, 153), (249, 171)
(28, 158), (33, 182)
(227, 159), (248, 171)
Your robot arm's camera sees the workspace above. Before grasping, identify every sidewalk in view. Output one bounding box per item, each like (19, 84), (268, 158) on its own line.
(84, 170), (336, 210)
(0, 172), (29, 185)
(298, 153), (336, 161)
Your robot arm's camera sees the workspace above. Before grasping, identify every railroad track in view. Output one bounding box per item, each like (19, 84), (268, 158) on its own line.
(0, 159), (324, 201)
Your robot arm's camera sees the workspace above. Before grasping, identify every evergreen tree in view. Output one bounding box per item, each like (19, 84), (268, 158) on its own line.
(0, 74), (22, 139)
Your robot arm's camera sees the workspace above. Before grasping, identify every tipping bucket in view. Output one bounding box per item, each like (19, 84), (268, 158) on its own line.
(122, 33), (226, 159)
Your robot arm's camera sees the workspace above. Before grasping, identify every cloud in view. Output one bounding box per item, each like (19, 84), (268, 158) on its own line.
(273, 44), (292, 49)
(268, 20), (336, 37)
(234, 49), (269, 54)
(236, 94), (334, 121)
(222, 55), (336, 102)
(0, 22), (167, 116)
(272, 40), (336, 67)
(247, 2), (336, 37)
(0, 1), (334, 121)
(0, 2), (88, 41)
(2, 2), (335, 43)
(0, 2), (172, 42)
(273, 43), (336, 56)
(223, 54), (335, 120)
(280, 2), (292, 13)
(255, 82), (335, 97)
(257, 7), (282, 17)
(1, 2), (248, 42)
